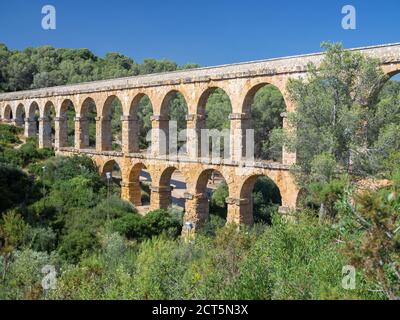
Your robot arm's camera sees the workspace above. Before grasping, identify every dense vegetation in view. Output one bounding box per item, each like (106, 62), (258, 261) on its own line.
(0, 44), (200, 92)
(0, 43), (399, 300)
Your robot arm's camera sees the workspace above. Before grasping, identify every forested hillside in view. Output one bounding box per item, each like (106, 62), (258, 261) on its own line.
(0, 43), (399, 300)
(0, 44), (199, 92)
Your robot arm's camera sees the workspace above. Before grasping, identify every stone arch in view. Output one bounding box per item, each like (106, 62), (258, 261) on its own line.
(239, 175), (260, 199)
(101, 158), (122, 197)
(158, 90), (189, 155)
(382, 64), (400, 78)
(241, 82), (287, 161)
(3, 104), (12, 121)
(240, 174), (282, 202)
(25, 101), (40, 138)
(242, 82), (287, 115)
(43, 101), (56, 119)
(127, 93), (154, 152)
(186, 168), (230, 225)
(123, 162), (152, 207)
(236, 174), (282, 225)
(28, 101), (40, 120)
(80, 97), (96, 114)
(129, 92), (154, 116)
(356, 66), (400, 109)
(40, 101), (56, 148)
(197, 86), (232, 117)
(160, 90), (187, 116)
(58, 99), (76, 148)
(102, 94), (124, 118)
(196, 87), (233, 159)
(78, 97), (97, 149)
(158, 166), (179, 187)
(128, 162), (148, 181)
(15, 103), (25, 126)
(195, 168), (216, 194)
(100, 95), (123, 151)
(150, 165), (188, 211)
(380, 66), (400, 85)
(60, 98), (75, 116)
(101, 158), (122, 177)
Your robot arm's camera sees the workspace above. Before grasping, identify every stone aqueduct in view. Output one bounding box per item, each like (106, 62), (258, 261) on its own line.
(1, 43), (400, 229)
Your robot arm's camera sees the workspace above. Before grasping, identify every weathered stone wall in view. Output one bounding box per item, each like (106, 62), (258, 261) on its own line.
(58, 149), (299, 230)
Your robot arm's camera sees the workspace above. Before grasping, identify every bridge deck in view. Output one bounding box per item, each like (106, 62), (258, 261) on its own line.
(58, 147), (290, 171)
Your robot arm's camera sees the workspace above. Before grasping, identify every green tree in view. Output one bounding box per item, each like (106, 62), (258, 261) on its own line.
(340, 177), (400, 299)
(205, 89), (231, 131)
(251, 85), (285, 160)
(273, 43), (387, 184)
(0, 163), (34, 213)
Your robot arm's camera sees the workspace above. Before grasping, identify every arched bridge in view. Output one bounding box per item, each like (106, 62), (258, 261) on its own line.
(1, 43), (400, 229)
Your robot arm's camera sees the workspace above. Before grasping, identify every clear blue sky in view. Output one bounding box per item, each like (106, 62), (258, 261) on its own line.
(0, 0), (399, 67)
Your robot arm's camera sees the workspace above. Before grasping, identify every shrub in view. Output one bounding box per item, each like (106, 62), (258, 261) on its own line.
(0, 210), (30, 250)
(111, 213), (143, 240)
(308, 175), (350, 219)
(198, 214), (226, 236)
(0, 136), (54, 167)
(0, 124), (22, 145)
(1, 147), (23, 166)
(224, 213), (375, 300)
(58, 229), (98, 263)
(209, 177), (282, 224)
(0, 163), (34, 213)
(132, 237), (187, 299)
(27, 227), (57, 252)
(342, 183), (400, 300)
(111, 208), (181, 241)
(33, 155), (103, 191)
(0, 249), (61, 300)
(56, 197), (135, 262)
(142, 209), (181, 238)
(46, 176), (101, 211)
